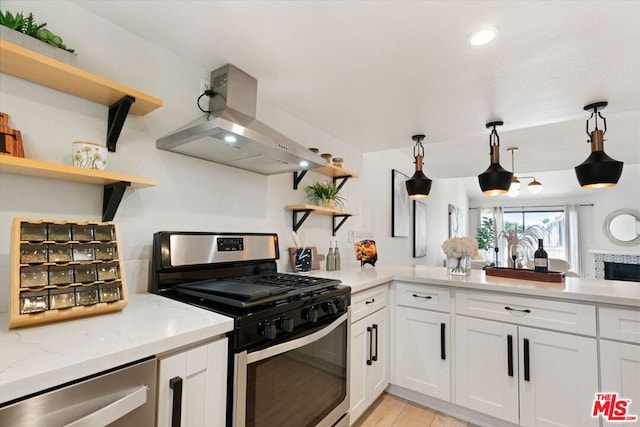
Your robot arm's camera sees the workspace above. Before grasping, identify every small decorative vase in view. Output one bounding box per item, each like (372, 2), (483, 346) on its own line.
(447, 256), (471, 276)
(72, 141), (107, 170)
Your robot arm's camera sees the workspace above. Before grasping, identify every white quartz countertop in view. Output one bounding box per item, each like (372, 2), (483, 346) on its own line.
(311, 264), (640, 308)
(0, 292), (233, 404)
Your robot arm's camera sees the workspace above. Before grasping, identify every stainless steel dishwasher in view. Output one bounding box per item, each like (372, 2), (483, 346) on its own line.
(0, 357), (157, 426)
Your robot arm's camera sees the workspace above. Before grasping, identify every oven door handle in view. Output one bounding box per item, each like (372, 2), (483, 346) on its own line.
(246, 312), (349, 364)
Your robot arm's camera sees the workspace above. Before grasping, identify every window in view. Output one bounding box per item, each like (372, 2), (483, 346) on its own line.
(503, 207), (565, 260)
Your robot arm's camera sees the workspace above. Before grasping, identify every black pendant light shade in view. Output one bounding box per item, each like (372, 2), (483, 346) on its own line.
(478, 121), (513, 196)
(575, 102), (623, 188)
(406, 134), (433, 199)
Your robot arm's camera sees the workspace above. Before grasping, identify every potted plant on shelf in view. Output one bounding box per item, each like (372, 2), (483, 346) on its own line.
(305, 180), (345, 209)
(0, 10), (76, 63)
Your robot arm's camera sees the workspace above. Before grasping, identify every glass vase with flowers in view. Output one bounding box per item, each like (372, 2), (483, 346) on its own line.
(441, 236), (479, 276)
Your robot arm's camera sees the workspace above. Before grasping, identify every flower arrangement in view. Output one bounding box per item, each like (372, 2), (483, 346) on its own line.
(441, 236), (479, 259)
(442, 236), (478, 275)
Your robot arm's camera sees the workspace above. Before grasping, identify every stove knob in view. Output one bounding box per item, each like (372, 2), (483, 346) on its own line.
(322, 301), (338, 315)
(334, 296), (347, 311)
(277, 317), (294, 333)
(302, 306), (318, 323)
(259, 321), (277, 340)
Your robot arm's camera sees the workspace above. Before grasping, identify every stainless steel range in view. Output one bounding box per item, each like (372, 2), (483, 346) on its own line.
(150, 232), (350, 427)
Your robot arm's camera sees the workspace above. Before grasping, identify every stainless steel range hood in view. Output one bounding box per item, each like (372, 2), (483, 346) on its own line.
(157, 64), (325, 175)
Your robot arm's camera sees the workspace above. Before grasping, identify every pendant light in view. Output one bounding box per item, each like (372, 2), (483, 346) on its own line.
(575, 101), (623, 188)
(478, 121), (513, 196)
(506, 147), (543, 198)
(405, 134), (433, 199)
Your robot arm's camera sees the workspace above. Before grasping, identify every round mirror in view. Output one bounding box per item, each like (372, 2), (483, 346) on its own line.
(603, 209), (640, 246)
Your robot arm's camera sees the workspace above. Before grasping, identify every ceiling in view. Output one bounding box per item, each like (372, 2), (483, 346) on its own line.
(74, 1), (640, 189)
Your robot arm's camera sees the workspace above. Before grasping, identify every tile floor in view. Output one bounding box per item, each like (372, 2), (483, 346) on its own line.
(353, 393), (474, 427)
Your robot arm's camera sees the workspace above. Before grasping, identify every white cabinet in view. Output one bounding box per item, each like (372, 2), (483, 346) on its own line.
(455, 290), (598, 427)
(350, 285), (389, 424)
(455, 316), (519, 423)
(157, 338), (228, 427)
(599, 306), (640, 426)
(393, 282), (451, 401)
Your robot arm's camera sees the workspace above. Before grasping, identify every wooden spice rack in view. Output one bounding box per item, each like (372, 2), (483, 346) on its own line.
(10, 218), (128, 329)
(485, 267), (565, 283)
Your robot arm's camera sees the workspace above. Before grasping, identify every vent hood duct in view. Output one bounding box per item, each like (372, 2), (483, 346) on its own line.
(156, 64), (325, 175)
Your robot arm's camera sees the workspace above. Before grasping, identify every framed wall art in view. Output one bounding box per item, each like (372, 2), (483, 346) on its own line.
(391, 169), (410, 237)
(413, 199), (427, 257)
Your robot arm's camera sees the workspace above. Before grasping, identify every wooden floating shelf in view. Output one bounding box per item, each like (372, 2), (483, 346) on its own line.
(485, 267), (565, 283)
(0, 40), (162, 116)
(292, 163), (359, 190)
(0, 155), (157, 221)
(285, 204), (357, 216)
(285, 204), (358, 236)
(313, 164), (359, 178)
(0, 155), (157, 188)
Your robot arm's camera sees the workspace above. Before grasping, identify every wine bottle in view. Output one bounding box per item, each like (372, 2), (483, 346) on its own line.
(534, 238), (548, 273)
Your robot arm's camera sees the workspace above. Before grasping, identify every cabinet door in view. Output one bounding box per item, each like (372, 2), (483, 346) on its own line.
(368, 307), (389, 400)
(600, 340), (640, 426)
(519, 327), (598, 427)
(350, 317), (370, 423)
(455, 316), (519, 424)
(158, 339), (228, 427)
(395, 306), (450, 400)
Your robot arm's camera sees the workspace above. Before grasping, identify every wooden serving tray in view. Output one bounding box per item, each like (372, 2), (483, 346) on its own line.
(10, 218), (128, 329)
(484, 267), (565, 283)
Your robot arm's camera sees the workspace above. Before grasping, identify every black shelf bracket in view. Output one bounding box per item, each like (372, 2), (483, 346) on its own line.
(102, 181), (131, 221)
(107, 95), (136, 152)
(332, 214), (352, 236)
(292, 209), (313, 232)
(333, 175), (352, 192)
(293, 170), (309, 190)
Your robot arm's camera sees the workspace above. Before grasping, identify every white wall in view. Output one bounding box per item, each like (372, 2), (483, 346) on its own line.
(362, 150), (469, 268)
(0, 0), (364, 312)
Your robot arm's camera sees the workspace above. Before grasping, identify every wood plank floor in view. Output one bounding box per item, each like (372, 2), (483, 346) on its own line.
(353, 393), (474, 427)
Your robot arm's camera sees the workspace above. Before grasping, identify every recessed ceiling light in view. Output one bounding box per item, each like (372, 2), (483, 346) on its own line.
(224, 135), (237, 143)
(299, 161), (309, 168)
(469, 28), (497, 46)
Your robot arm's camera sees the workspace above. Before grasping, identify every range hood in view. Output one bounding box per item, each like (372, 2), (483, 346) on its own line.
(157, 64), (325, 175)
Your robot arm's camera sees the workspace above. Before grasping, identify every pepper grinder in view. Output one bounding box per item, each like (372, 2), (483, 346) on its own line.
(334, 241), (341, 270)
(326, 241), (335, 271)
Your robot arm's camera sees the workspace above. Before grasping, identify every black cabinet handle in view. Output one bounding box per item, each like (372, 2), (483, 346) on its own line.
(365, 298), (375, 305)
(440, 323), (446, 360)
(505, 306), (531, 314)
(169, 376), (183, 427)
(412, 294), (432, 300)
(523, 338), (530, 382)
(507, 334), (514, 377)
(372, 324), (379, 362)
(366, 326), (373, 365)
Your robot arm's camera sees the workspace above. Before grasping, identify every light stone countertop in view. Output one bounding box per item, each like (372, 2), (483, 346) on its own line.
(0, 292), (233, 404)
(310, 264), (640, 308)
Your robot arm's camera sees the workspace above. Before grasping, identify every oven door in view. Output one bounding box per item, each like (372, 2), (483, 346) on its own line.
(234, 311), (350, 427)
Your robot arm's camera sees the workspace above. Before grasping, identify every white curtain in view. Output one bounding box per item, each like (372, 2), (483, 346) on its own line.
(493, 207), (506, 267)
(565, 204), (582, 277)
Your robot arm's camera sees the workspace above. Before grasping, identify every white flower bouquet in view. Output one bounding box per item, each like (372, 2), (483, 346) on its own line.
(441, 236), (479, 258)
(441, 236), (479, 275)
